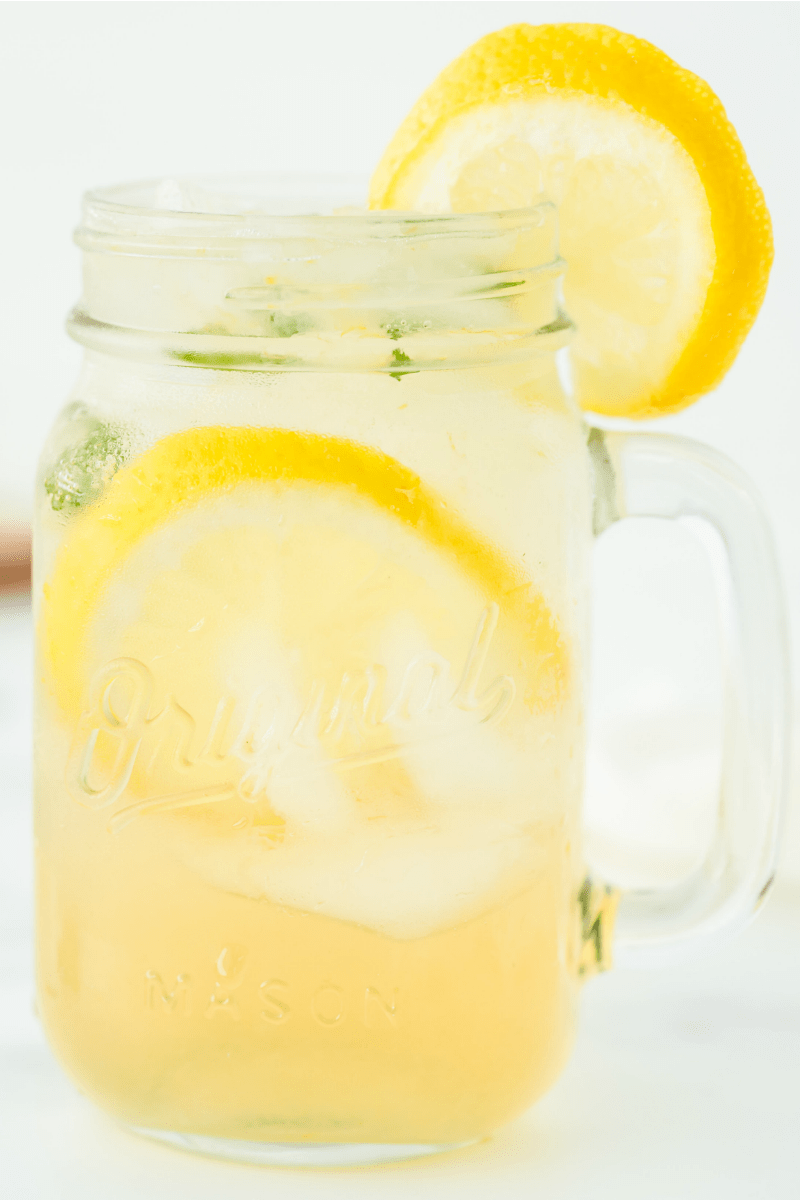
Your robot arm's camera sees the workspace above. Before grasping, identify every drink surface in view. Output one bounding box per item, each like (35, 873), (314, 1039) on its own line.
(35, 226), (593, 1143)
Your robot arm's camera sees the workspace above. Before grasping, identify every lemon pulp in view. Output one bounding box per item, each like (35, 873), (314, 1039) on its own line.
(370, 22), (773, 417)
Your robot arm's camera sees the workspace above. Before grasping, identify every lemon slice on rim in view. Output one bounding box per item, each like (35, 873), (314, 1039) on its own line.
(369, 23), (773, 418)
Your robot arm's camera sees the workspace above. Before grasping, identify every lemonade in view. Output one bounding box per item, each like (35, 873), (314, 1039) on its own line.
(35, 23), (775, 1162)
(35, 196), (597, 1150)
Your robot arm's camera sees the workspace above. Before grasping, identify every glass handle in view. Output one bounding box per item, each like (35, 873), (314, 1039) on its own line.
(587, 426), (791, 969)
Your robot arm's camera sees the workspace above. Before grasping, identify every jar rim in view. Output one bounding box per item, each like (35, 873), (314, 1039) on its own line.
(71, 173), (570, 371)
(77, 173), (556, 255)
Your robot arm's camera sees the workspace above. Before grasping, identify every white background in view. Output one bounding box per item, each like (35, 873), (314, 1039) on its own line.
(1, 4), (799, 1195)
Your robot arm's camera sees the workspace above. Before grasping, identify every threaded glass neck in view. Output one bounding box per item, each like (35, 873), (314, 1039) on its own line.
(70, 175), (571, 372)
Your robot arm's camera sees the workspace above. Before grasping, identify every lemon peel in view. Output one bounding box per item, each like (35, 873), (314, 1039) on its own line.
(369, 23), (773, 418)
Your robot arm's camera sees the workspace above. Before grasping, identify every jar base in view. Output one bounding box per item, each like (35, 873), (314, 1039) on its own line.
(127, 1125), (476, 1167)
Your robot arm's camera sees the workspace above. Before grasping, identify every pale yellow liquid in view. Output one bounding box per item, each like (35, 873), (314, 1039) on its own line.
(37, 807), (576, 1144)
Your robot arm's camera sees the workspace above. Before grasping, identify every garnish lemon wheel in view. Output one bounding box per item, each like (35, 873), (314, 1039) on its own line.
(369, 23), (773, 418)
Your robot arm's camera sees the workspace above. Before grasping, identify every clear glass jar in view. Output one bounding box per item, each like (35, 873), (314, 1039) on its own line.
(34, 178), (788, 1167)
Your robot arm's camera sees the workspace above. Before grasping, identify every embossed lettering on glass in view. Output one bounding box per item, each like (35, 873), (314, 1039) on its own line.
(34, 179), (788, 1167)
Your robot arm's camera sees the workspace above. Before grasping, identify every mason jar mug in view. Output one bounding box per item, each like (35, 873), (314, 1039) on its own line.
(34, 180), (788, 1166)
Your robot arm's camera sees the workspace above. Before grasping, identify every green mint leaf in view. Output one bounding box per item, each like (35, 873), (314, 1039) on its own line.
(44, 422), (127, 513)
(537, 311), (574, 335)
(172, 350), (271, 367)
(265, 311), (313, 338)
(389, 346), (419, 381)
(170, 313), (313, 368)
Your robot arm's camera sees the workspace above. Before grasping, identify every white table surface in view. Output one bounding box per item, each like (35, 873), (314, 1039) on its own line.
(2, 596), (798, 1199)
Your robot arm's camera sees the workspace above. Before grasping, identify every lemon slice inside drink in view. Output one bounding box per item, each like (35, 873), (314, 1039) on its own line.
(369, 22), (773, 418)
(40, 427), (569, 935)
(43, 426), (565, 719)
